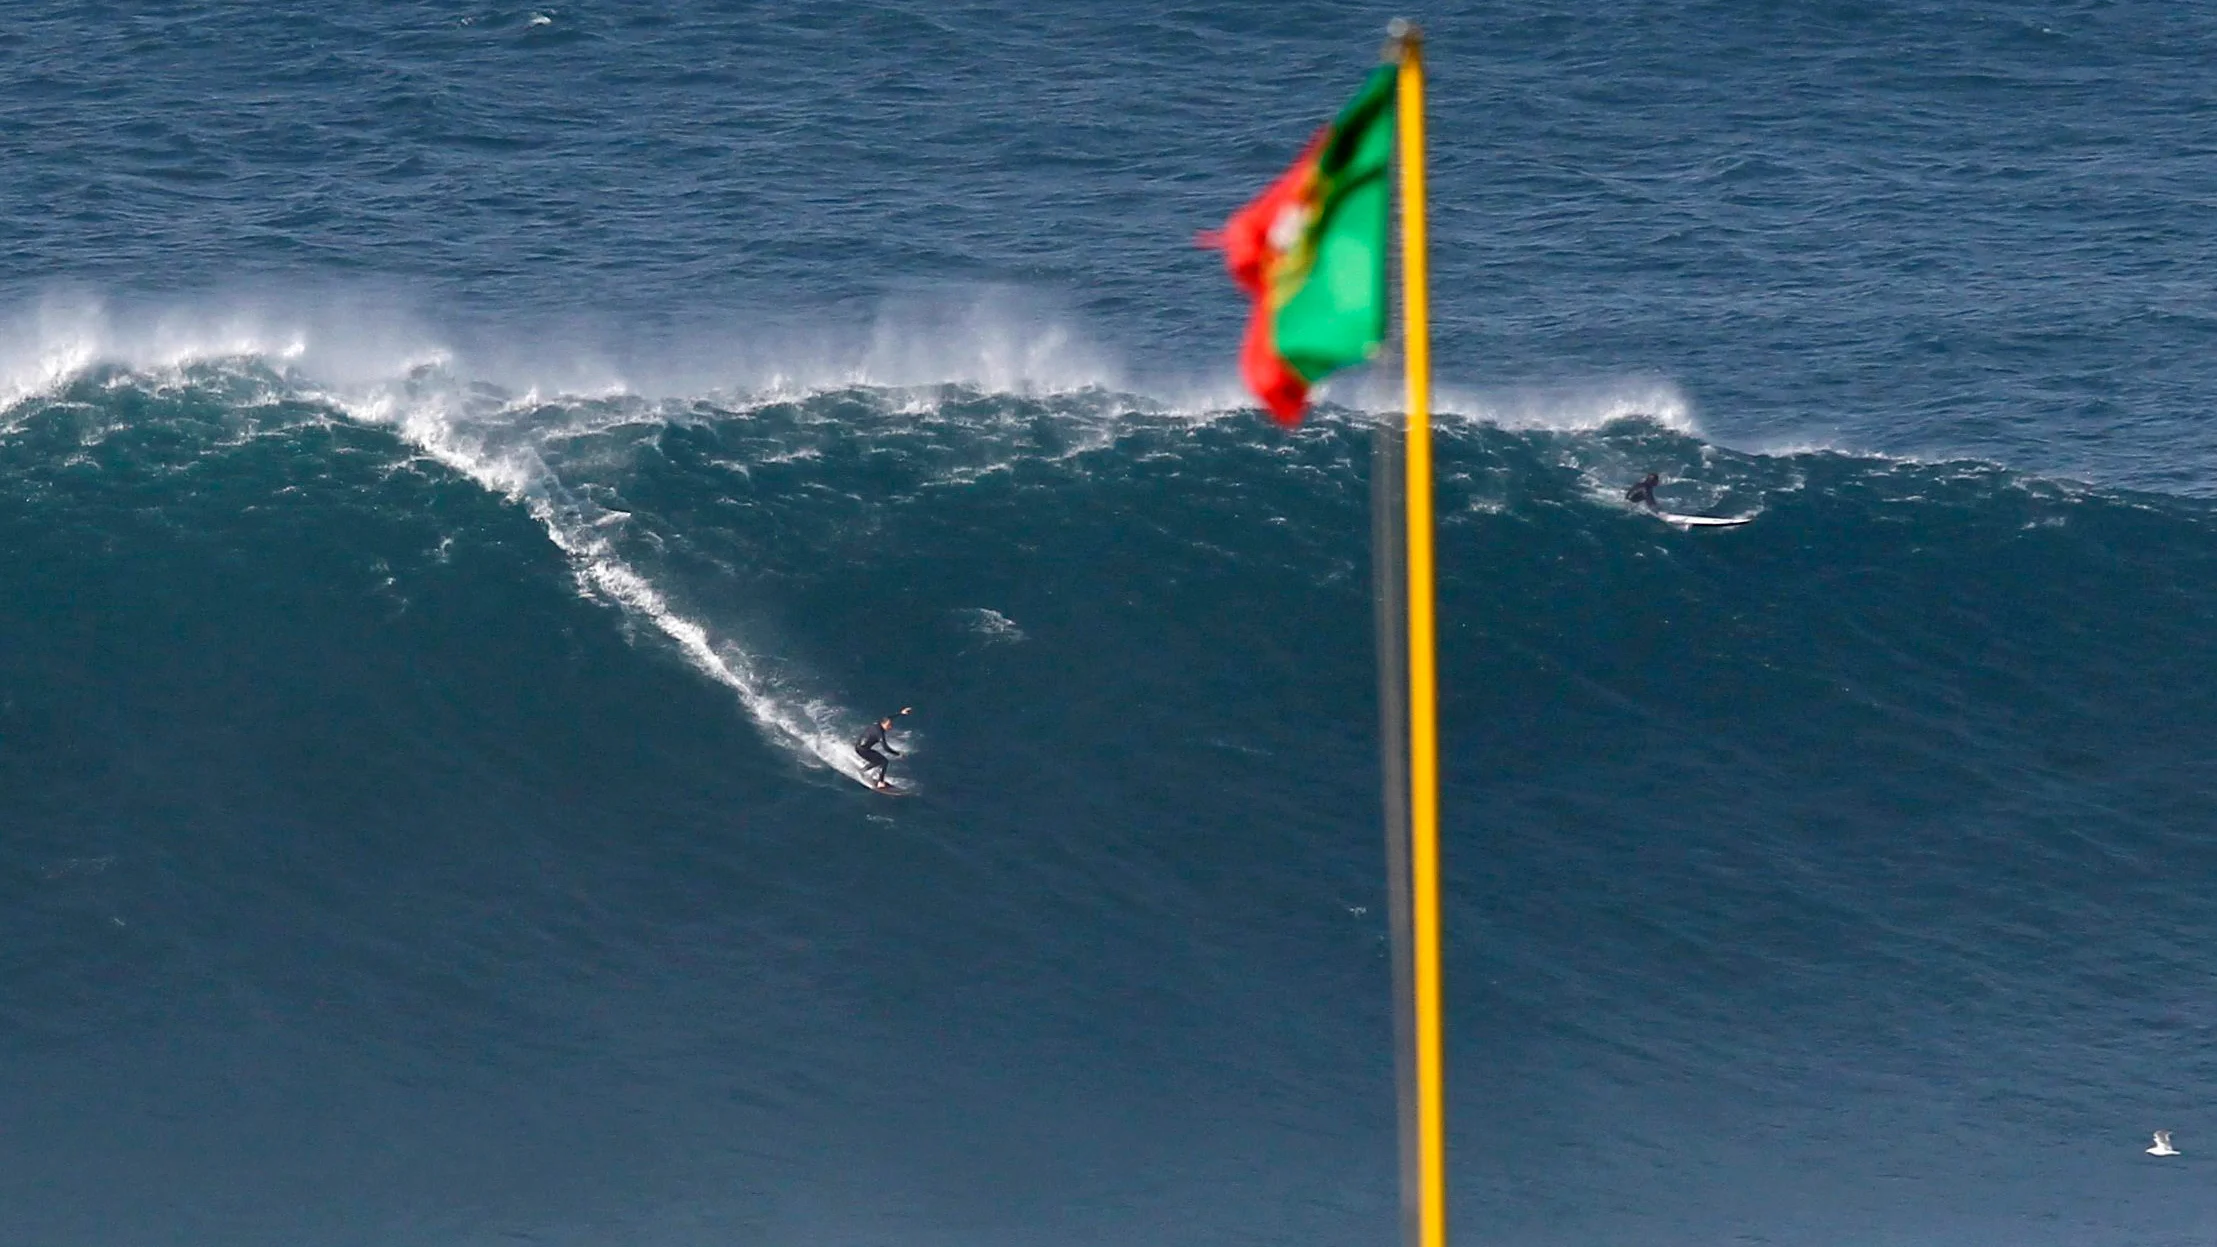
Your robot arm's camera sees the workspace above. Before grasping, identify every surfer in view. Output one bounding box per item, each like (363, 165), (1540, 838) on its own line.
(1626, 472), (1661, 510)
(855, 707), (911, 790)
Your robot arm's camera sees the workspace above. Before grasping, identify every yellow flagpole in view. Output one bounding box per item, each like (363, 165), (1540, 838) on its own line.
(1388, 19), (1447, 1247)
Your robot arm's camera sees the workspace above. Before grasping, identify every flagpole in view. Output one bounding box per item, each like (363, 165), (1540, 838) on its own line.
(1372, 404), (1418, 1247)
(1387, 19), (1447, 1247)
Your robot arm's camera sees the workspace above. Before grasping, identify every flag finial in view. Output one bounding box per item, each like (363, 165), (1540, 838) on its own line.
(1385, 18), (1422, 60)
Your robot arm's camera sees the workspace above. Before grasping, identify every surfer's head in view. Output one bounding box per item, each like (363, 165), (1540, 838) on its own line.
(879, 717), (894, 728)
(1643, 472), (1660, 486)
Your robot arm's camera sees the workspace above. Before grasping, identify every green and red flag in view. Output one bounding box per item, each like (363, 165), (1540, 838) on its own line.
(1205, 65), (1397, 423)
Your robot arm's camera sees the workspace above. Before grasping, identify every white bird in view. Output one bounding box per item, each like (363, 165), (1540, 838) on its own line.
(2148, 1131), (2179, 1156)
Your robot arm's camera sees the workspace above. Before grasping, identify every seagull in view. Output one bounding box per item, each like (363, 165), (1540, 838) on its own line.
(2148, 1131), (2179, 1157)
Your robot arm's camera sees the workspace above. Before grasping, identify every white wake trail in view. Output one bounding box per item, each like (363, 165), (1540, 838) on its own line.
(340, 381), (882, 789)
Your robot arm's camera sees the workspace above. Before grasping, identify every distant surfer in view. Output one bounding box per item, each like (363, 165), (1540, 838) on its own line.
(855, 707), (912, 791)
(1626, 472), (1661, 510)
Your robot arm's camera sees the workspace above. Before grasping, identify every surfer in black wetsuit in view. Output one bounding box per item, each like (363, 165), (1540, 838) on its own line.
(855, 707), (911, 789)
(1626, 472), (1661, 510)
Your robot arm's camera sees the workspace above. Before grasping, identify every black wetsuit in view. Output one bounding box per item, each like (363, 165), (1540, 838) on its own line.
(855, 721), (900, 785)
(1626, 476), (1660, 510)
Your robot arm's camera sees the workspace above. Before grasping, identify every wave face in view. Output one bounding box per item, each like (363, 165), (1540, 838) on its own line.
(5, 358), (2217, 1246)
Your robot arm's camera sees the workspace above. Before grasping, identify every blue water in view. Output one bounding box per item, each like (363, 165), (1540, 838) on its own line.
(4, 3), (2216, 1244)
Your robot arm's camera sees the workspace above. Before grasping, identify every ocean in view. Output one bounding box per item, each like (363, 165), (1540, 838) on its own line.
(4, 2), (2216, 1244)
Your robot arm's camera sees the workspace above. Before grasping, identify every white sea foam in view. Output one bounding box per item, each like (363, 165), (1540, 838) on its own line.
(1446, 378), (1698, 435)
(0, 285), (1706, 440)
(0, 288), (450, 412)
(435, 285), (1139, 405)
(0, 295), (105, 414)
(847, 290), (1124, 396)
(956, 607), (1026, 644)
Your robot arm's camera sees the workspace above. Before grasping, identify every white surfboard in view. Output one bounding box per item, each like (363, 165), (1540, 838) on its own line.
(1653, 511), (1752, 528)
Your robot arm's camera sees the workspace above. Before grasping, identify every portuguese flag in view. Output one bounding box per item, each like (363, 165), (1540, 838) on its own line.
(1207, 65), (1397, 423)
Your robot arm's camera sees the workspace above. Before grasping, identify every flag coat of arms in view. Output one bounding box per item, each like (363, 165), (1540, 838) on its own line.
(1206, 66), (1397, 423)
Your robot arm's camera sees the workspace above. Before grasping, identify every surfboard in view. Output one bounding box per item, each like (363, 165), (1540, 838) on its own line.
(1657, 512), (1752, 528)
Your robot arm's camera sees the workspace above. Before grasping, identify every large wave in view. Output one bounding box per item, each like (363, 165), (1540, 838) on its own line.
(10, 316), (2217, 1244)
(0, 293), (1722, 790)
